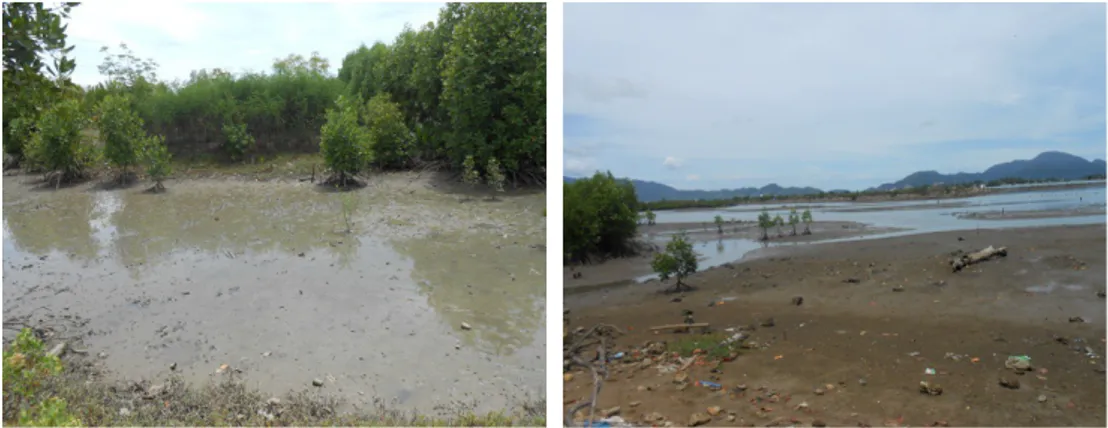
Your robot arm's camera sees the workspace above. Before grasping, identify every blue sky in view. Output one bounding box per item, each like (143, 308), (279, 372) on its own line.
(65, 2), (443, 86)
(564, 3), (1107, 190)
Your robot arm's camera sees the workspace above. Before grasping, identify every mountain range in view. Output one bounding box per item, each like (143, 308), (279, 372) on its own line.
(564, 151), (1106, 203)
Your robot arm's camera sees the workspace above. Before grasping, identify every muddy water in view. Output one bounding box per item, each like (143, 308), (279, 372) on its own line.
(2, 175), (546, 415)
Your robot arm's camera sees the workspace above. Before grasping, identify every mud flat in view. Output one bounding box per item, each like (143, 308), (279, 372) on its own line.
(565, 221), (903, 292)
(563, 224), (1106, 427)
(3, 171), (546, 416)
(956, 206), (1107, 221)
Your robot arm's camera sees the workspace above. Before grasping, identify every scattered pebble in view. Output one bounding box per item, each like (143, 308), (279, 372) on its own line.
(629, 401), (641, 408)
(707, 406), (722, 416)
(312, 378), (324, 387)
(999, 376), (1020, 389)
(689, 412), (712, 426)
(460, 322), (472, 330)
(602, 406), (621, 417)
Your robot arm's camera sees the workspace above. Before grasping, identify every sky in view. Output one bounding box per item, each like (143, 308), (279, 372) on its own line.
(64, 1), (444, 86)
(564, 3), (1107, 191)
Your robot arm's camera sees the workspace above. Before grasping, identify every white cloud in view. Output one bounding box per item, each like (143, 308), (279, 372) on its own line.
(686, 174), (700, 181)
(662, 156), (683, 169)
(565, 3), (1106, 189)
(565, 157), (597, 176)
(64, 2), (444, 86)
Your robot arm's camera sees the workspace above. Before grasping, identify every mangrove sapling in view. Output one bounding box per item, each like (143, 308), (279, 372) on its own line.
(714, 215), (724, 234)
(141, 134), (171, 193)
(651, 232), (698, 293)
(801, 209), (813, 235)
(757, 209), (773, 241)
(337, 192), (357, 234)
(773, 214), (784, 237)
(486, 157), (506, 200)
(461, 154), (481, 202)
(788, 208), (800, 236)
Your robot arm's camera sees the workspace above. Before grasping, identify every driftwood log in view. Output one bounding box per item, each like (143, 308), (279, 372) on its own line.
(951, 245), (1008, 272)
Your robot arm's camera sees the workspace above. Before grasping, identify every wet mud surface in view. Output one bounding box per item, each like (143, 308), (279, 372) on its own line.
(3, 172), (546, 415)
(564, 225), (1106, 426)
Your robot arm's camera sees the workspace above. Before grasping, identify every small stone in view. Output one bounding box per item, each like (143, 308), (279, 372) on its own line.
(824, 383), (835, 391)
(564, 373), (574, 382)
(999, 376), (1020, 389)
(892, 286), (905, 292)
(812, 420), (827, 427)
(796, 401), (810, 410)
(461, 322), (472, 330)
(707, 406), (722, 416)
(312, 378), (324, 387)
(1037, 394), (1047, 403)
(262, 351), (271, 357)
(733, 383), (748, 392)
(602, 406), (620, 417)
(1068, 316), (1085, 323)
(858, 378), (867, 386)
(267, 397), (281, 406)
(98, 352), (108, 359)
(727, 414), (737, 422)
(919, 381), (942, 396)
(629, 401), (641, 408)
(814, 388), (825, 396)
(690, 412), (712, 426)
(119, 408), (131, 417)
(637, 385), (649, 392)
(169, 362), (177, 371)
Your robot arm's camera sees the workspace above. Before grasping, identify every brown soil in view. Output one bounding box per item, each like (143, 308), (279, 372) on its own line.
(564, 225), (1106, 427)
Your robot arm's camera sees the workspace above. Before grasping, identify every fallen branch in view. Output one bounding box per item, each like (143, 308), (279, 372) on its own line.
(563, 324), (623, 426)
(951, 245), (1008, 272)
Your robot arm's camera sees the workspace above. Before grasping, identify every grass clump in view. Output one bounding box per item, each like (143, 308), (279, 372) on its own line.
(666, 332), (735, 360)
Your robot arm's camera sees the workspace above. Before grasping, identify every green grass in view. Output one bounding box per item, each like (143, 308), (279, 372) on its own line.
(665, 332), (735, 359)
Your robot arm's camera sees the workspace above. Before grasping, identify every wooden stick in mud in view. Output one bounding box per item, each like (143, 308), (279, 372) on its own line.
(650, 323), (710, 331)
(951, 245), (1008, 272)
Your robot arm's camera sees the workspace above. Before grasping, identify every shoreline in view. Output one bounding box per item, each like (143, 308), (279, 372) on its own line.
(644, 180), (1106, 212)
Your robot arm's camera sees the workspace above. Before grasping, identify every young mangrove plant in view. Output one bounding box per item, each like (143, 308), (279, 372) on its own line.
(651, 232), (699, 293)
(788, 207), (800, 236)
(757, 209), (773, 241)
(802, 208), (814, 235)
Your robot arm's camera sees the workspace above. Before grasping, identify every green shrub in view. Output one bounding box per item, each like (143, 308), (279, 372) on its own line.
(96, 93), (145, 179)
(440, 3), (546, 182)
(140, 134), (172, 192)
(362, 93), (412, 169)
(462, 155), (481, 187)
(221, 121), (254, 162)
(3, 328), (81, 426)
(651, 232), (698, 291)
(319, 95), (369, 184)
(563, 171), (639, 262)
(486, 157), (506, 192)
(24, 98), (93, 183)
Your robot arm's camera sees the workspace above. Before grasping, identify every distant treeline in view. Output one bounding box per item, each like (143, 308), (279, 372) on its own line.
(640, 175), (1106, 211)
